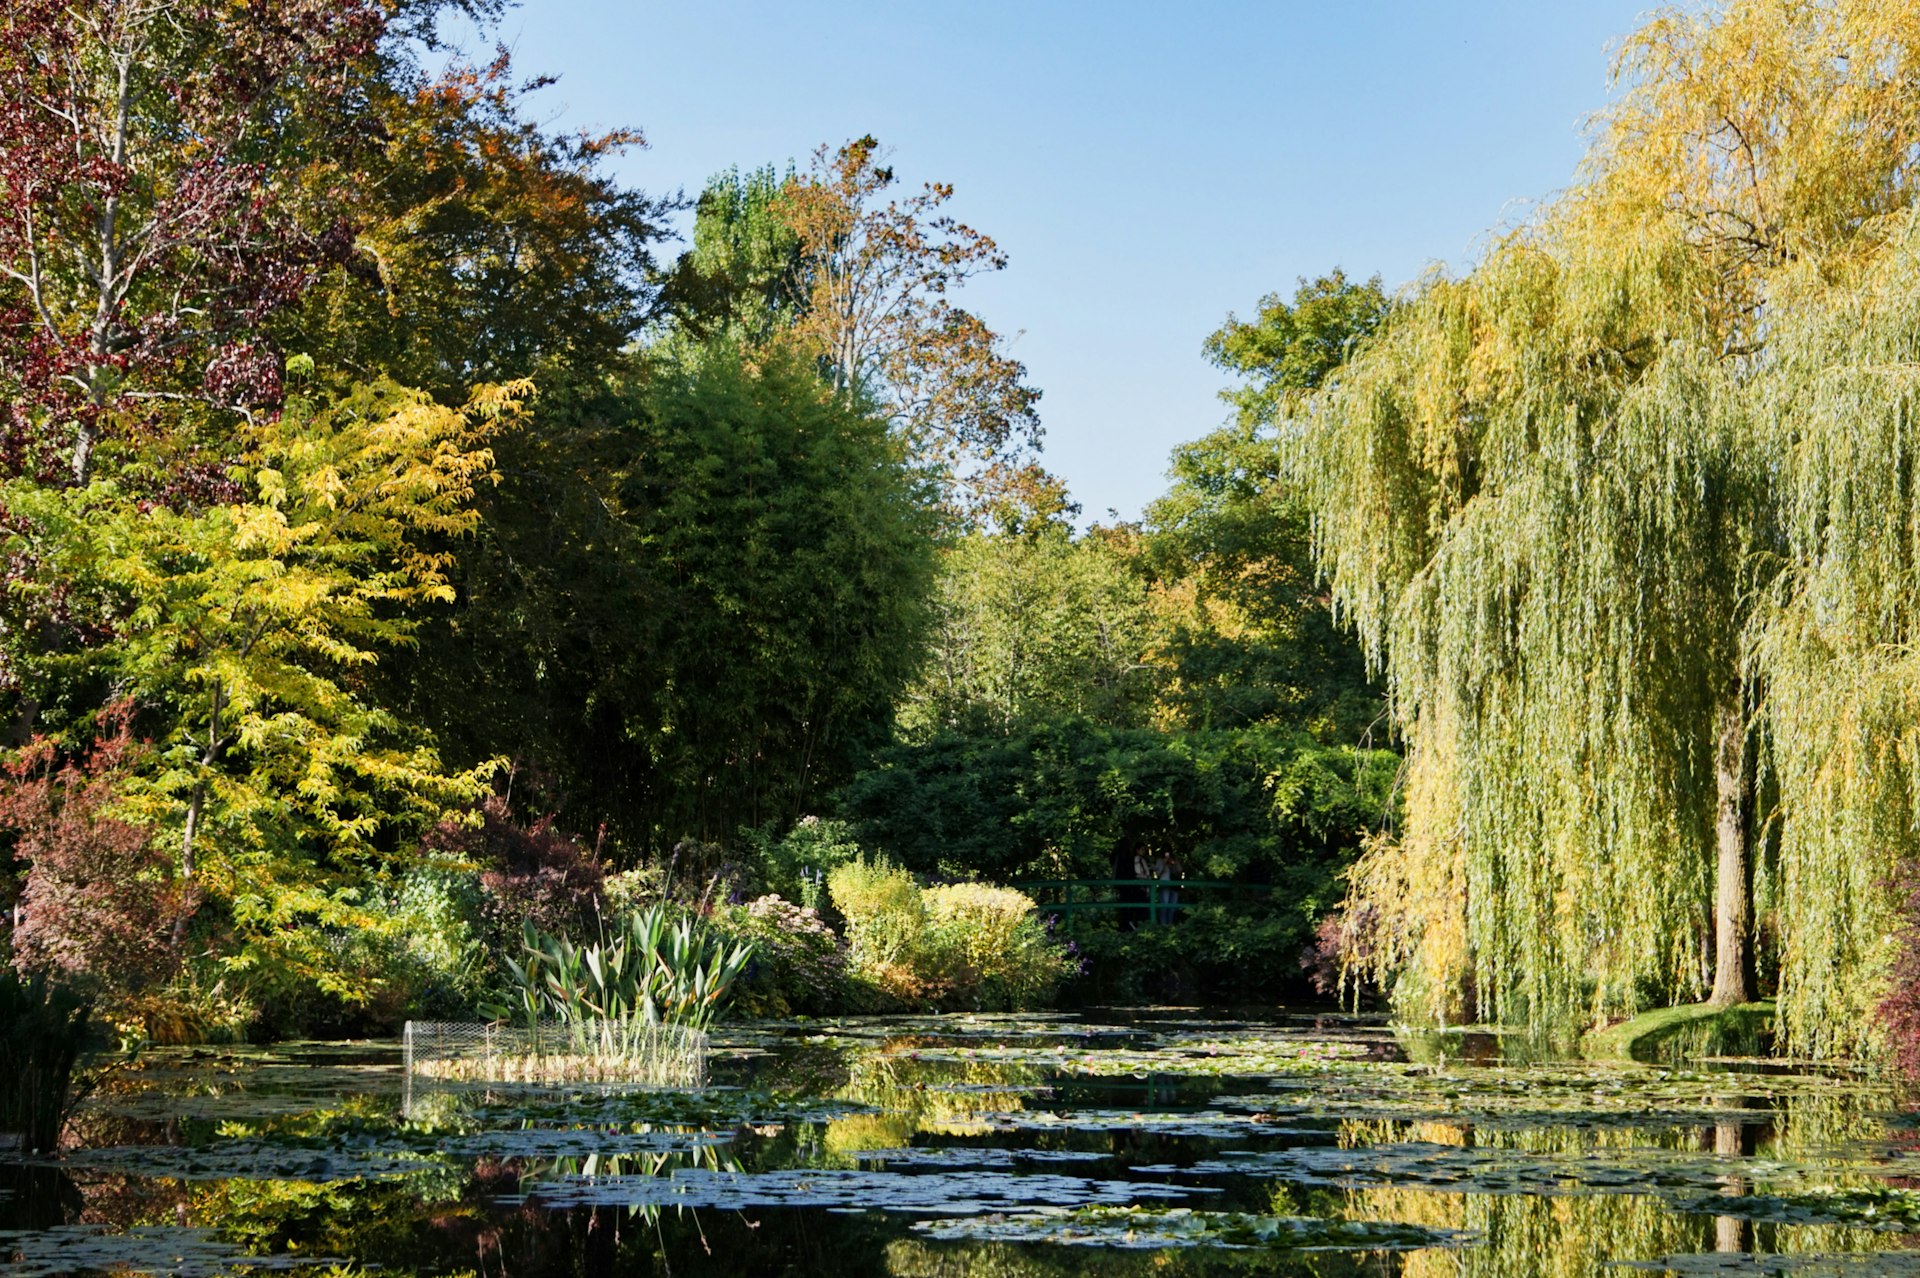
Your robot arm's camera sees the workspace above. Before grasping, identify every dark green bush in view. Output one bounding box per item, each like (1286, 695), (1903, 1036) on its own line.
(0, 971), (94, 1153)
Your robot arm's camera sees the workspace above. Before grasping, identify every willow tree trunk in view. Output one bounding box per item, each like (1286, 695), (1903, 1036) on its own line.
(1709, 697), (1756, 1007)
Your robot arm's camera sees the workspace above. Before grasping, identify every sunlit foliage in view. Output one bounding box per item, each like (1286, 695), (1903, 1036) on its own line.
(1293, 0), (1920, 1052)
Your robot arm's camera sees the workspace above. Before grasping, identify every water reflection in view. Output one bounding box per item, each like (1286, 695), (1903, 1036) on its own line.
(0, 1013), (1916, 1277)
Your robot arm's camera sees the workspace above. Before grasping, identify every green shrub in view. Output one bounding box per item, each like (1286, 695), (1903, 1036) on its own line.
(829, 859), (1075, 1011)
(603, 865), (668, 917)
(1060, 899), (1322, 1004)
(391, 870), (488, 1020)
(923, 883), (1075, 1010)
(741, 816), (863, 908)
(827, 855), (926, 972)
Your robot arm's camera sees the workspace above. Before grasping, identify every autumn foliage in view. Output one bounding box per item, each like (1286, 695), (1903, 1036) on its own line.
(1, 707), (191, 994)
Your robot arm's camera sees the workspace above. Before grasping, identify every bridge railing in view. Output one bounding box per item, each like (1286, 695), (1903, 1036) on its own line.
(1011, 878), (1268, 924)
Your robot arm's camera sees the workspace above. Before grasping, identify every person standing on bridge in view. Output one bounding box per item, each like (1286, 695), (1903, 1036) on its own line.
(1130, 845), (1154, 930)
(1152, 849), (1184, 925)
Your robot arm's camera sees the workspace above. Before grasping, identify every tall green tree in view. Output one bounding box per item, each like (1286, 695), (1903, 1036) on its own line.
(1140, 425), (1379, 741)
(657, 165), (803, 349)
(408, 352), (939, 853)
(612, 352), (939, 845)
(899, 523), (1157, 739)
(1206, 270), (1390, 431)
(1152, 274), (1392, 741)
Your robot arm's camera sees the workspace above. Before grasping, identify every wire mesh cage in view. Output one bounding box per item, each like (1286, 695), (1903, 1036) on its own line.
(403, 1019), (710, 1086)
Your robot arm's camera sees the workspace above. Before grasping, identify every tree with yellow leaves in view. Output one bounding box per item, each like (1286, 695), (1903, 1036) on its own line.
(2, 378), (526, 995)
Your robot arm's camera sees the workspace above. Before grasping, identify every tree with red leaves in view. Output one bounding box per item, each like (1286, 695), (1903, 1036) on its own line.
(0, 0), (390, 489)
(0, 703), (191, 994)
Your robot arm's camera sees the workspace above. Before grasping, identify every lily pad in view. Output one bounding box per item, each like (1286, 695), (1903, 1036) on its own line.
(910, 1205), (1468, 1250)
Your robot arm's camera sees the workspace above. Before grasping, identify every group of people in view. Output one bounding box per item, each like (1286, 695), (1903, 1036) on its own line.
(1130, 844), (1183, 927)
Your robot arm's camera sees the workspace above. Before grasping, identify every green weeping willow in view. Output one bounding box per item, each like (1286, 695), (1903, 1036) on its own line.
(1295, 0), (1920, 1055)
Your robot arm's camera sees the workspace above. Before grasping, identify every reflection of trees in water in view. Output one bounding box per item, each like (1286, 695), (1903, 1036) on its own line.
(884, 1236), (1362, 1278)
(827, 1048), (1046, 1150)
(1337, 1093), (1893, 1278)
(1346, 1178), (1705, 1278)
(749, 1038), (859, 1096)
(0, 1165), (83, 1232)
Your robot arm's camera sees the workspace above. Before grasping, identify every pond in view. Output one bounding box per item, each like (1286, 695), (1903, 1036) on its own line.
(3, 1008), (1918, 1276)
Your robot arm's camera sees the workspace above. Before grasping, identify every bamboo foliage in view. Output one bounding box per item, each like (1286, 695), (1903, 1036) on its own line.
(1295, 0), (1920, 1051)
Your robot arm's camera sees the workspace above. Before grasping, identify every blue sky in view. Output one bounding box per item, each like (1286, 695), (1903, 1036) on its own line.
(450, 2), (1652, 522)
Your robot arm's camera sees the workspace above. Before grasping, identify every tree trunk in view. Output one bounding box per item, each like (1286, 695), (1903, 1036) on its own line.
(1709, 696), (1756, 1007)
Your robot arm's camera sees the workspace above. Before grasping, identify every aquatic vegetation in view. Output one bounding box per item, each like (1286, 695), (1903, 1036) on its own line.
(417, 905), (753, 1084)
(887, 1026), (1389, 1079)
(491, 907), (755, 1033)
(404, 1017), (710, 1086)
(4, 1012), (1920, 1276)
(910, 1204), (1466, 1250)
(0, 1223), (340, 1278)
(515, 1163), (1210, 1213)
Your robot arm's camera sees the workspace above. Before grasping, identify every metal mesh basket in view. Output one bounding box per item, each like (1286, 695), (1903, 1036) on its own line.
(404, 1019), (709, 1086)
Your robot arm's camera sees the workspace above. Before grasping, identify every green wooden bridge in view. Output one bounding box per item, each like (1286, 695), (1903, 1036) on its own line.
(1012, 878), (1268, 923)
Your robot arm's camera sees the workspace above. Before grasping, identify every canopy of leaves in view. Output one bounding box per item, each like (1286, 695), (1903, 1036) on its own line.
(403, 353), (938, 856)
(1142, 423), (1379, 741)
(285, 50), (674, 400)
(657, 165), (803, 349)
(659, 136), (1046, 518)
(1206, 270), (1391, 427)
(898, 524), (1157, 740)
(0, 0), (407, 485)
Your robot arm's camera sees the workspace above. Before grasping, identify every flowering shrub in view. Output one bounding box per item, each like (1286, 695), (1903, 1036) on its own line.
(717, 894), (848, 1016)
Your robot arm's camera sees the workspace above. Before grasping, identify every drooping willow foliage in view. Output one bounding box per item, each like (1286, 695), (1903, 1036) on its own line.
(1746, 244), (1920, 1055)
(1295, 0), (1920, 1054)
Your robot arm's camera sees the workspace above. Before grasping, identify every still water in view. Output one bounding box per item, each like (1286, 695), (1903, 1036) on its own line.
(2, 1009), (1917, 1276)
